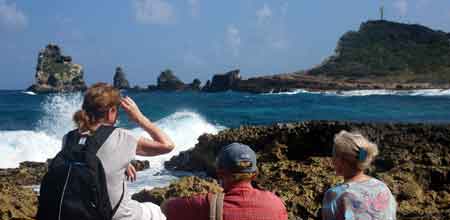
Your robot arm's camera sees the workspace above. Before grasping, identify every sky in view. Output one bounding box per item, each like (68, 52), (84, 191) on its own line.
(0, 0), (450, 89)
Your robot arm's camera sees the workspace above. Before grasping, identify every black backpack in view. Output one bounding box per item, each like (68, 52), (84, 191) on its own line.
(37, 126), (124, 220)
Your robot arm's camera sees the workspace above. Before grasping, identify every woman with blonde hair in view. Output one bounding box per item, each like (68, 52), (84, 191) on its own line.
(322, 131), (396, 220)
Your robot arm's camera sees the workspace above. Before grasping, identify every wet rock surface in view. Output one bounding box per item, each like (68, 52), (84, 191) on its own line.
(165, 121), (450, 220)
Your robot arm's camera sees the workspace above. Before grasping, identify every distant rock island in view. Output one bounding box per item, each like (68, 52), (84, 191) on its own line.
(28, 20), (450, 93)
(27, 44), (86, 93)
(113, 66), (130, 90)
(146, 69), (201, 91)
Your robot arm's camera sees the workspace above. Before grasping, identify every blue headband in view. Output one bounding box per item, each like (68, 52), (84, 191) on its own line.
(358, 147), (368, 161)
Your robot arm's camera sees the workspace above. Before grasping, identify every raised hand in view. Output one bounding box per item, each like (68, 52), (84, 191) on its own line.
(120, 96), (145, 124)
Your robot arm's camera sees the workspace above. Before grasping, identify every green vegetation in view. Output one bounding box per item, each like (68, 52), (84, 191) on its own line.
(310, 20), (450, 84)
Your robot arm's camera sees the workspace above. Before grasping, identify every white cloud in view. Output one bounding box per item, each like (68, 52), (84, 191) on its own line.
(393, 0), (408, 16)
(0, 0), (27, 31)
(133, 0), (175, 24)
(187, 0), (199, 17)
(256, 3), (272, 24)
(226, 25), (241, 57)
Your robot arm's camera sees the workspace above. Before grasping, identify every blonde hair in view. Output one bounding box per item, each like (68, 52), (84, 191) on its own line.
(333, 130), (379, 171)
(73, 83), (120, 132)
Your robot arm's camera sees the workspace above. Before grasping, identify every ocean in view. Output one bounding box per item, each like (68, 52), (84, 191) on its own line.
(1, 89), (450, 193)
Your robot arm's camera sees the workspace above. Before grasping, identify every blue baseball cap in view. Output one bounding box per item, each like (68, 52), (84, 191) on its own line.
(216, 143), (257, 173)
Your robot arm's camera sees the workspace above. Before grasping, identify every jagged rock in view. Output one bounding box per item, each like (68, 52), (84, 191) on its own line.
(165, 121), (450, 220)
(202, 69), (241, 92)
(0, 183), (38, 220)
(27, 44), (86, 93)
(0, 162), (47, 186)
(132, 176), (222, 205)
(113, 66), (130, 89)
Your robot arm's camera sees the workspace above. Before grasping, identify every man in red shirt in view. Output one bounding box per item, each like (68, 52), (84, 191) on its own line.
(162, 143), (288, 220)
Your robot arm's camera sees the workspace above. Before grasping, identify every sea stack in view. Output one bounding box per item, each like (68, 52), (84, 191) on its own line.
(27, 44), (86, 93)
(113, 66), (130, 89)
(156, 69), (186, 91)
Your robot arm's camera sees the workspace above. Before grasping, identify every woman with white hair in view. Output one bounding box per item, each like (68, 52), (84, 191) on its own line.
(322, 131), (396, 220)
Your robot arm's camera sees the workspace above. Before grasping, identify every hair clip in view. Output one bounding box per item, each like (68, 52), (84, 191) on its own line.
(358, 147), (368, 161)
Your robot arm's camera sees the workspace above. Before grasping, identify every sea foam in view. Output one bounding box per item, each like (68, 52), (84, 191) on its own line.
(0, 93), (225, 175)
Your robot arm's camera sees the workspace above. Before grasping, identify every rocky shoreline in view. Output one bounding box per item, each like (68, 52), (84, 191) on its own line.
(161, 121), (450, 220)
(2, 121), (449, 220)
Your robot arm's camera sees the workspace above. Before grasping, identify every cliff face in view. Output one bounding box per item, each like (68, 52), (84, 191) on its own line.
(113, 66), (130, 89)
(165, 121), (450, 220)
(309, 20), (450, 84)
(27, 44), (86, 93)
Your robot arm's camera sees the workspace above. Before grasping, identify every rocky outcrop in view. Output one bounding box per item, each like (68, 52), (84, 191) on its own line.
(202, 69), (241, 92)
(157, 69), (186, 91)
(165, 121), (450, 220)
(153, 70), (202, 91)
(27, 44), (86, 93)
(230, 20), (450, 93)
(113, 66), (130, 89)
(0, 183), (38, 220)
(309, 20), (450, 84)
(0, 162), (47, 186)
(132, 176), (222, 205)
(0, 162), (42, 220)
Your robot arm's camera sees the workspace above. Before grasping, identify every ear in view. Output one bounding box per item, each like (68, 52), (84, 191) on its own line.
(107, 107), (117, 122)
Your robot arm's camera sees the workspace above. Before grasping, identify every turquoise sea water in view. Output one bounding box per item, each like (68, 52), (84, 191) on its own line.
(1, 89), (449, 191)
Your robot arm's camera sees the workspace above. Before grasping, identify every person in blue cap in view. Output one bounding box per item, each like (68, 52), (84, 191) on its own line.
(322, 131), (397, 220)
(162, 142), (288, 220)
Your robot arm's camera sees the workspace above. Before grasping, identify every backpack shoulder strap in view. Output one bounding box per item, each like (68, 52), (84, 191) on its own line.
(91, 125), (116, 151)
(112, 181), (125, 216)
(208, 193), (224, 220)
